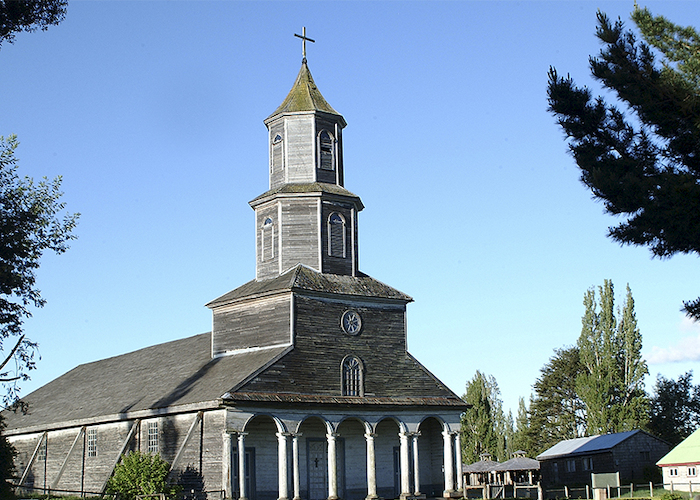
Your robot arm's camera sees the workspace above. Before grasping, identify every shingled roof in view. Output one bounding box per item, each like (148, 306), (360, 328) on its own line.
(266, 60), (343, 122)
(2, 333), (290, 434)
(207, 264), (413, 308)
(249, 182), (363, 210)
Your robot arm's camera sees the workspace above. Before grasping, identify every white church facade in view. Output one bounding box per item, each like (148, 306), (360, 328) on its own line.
(4, 44), (468, 500)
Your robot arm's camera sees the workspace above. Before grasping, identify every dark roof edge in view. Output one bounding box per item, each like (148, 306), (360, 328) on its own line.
(4, 401), (222, 437)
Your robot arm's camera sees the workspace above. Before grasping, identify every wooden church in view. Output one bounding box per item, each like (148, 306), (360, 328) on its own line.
(3, 38), (468, 500)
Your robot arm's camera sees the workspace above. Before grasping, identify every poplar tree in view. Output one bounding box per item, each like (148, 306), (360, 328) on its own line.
(461, 371), (499, 463)
(576, 280), (648, 433)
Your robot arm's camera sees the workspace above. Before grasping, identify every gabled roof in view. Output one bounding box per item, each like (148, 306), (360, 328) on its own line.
(2, 333), (289, 434)
(266, 60), (343, 122)
(207, 264), (413, 308)
(537, 430), (641, 460)
(657, 428), (700, 466)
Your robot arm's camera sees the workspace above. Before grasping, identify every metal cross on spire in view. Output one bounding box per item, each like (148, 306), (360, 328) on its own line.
(294, 27), (315, 62)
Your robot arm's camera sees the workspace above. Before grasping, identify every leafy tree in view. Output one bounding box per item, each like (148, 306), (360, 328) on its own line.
(0, 135), (78, 408)
(510, 396), (534, 456)
(0, 416), (16, 500)
(529, 347), (586, 453)
(576, 280), (648, 433)
(0, 0), (67, 47)
(547, 8), (700, 319)
(648, 371), (700, 446)
(106, 451), (180, 500)
(461, 371), (498, 464)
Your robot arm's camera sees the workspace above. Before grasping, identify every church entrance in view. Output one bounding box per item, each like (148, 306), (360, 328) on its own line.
(307, 439), (327, 500)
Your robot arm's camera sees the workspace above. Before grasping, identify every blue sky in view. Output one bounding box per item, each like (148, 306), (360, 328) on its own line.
(2, 0), (699, 418)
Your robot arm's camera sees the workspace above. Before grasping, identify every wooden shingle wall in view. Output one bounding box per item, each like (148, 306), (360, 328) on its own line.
(284, 116), (315, 184)
(10, 410), (226, 496)
(212, 294), (292, 355)
(280, 199), (320, 272)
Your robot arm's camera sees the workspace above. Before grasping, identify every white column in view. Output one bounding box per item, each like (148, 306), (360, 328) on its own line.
(455, 432), (463, 490)
(412, 432), (421, 496)
(399, 431), (411, 499)
(277, 432), (290, 500)
(222, 431), (234, 499)
(364, 433), (378, 500)
(443, 430), (455, 496)
(292, 433), (302, 500)
(327, 432), (339, 500)
(238, 433), (248, 500)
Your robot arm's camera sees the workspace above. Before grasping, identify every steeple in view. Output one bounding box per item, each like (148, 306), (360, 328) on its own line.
(251, 39), (362, 280)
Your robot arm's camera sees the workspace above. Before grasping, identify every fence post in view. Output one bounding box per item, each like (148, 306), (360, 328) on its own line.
(587, 485), (590, 499)
(649, 481), (653, 498)
(607, 485), (611, 499)
(565, 486), (569, 498)
(630, 483), (634, 498)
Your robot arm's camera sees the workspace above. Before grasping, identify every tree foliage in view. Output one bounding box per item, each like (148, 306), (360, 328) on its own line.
(648, 371), (700, 446)
(0, 135), (78, 407)
(577, 280), (648, 433)
(0, 417), (16, 500)
(106, 451), (179, 500)
(547, 8), (700, 319)
(0, 0), (67, 47)
(528, 347), (586, 454)
(461, 371), (513, 463)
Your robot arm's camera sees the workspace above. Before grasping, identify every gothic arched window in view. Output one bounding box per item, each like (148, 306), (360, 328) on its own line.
(318, 130), (334, 171)
(341, 355), (363, 396)
(328, 212), (346, 258)
(261, 217), (275, 261)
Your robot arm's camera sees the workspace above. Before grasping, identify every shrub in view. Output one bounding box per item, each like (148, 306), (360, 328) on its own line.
(106, 451), (179, 500)
(659, 492), (686, 500)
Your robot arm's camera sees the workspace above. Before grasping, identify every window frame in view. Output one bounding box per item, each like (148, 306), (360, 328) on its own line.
(147, 421), (159, 454)
(341, 355), (364, 397)
(327, 212), (346, 258)
(87, 428), (98, 457)
(318, 129), (335, 171)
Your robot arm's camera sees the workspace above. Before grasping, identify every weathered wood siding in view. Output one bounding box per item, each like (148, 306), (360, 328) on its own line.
(10, 410), (226, 496)
(280, 199), (320, 272)
(269, 122), (285, 188)
(212, 294), (291, 355)
(320, 201), (354, 276)
(285, 116), (315, 184)
(255, 202), (280, 279)
(239, 294), (456, 399)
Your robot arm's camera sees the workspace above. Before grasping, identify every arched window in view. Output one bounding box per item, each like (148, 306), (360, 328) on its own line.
(341, 355), (363, 396)
(328, 212), (346, 258)
(318, 130), (334, 171)
(272, 134), (283, 173)
(261, 217), (274, 261)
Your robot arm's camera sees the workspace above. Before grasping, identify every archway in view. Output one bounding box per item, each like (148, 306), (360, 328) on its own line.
(418, 417), (447, 497)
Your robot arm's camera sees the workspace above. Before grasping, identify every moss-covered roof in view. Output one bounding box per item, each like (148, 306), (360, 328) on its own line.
(266, 60), (342, 120)
(249, 182), (363, 210)
(206, 264), (413, 308)
(657, 427), (700, 466)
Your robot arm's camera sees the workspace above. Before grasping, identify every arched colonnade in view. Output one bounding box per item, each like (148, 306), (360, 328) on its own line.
(223, 411), (463, 500)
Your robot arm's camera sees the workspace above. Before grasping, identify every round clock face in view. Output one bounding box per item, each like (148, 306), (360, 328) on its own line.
(341, 310), (362, 335)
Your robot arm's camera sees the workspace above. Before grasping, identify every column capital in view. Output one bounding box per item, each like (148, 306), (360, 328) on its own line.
(276, 431), (292, 438)
(410, 431), (421, 438)
(363, 432), (377, 439)
(326, 432), (340, 439)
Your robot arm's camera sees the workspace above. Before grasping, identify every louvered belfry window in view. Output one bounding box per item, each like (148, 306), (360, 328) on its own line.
(342, 356), (363, 396)
(319, 130), (334, 170)
(272, 134), (283, 173)
(328, 213), (345, 258)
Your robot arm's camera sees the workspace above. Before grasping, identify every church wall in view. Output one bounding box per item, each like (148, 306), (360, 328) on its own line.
(285, 116), (315, 183)
(255, 202), (280, 279)
(320, 201), (354, 276)
(374, 419), (401, 499)
(269, 121), (285, 188)
(337, 419), (367, 500)
(280, 199), (320, 272)
(212, 294), (292, 355)
(238, 295), (406, 396)
(11, 410), (227, 497)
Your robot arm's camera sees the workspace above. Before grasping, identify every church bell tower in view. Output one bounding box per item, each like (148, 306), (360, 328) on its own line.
(250, 47), (364, 280)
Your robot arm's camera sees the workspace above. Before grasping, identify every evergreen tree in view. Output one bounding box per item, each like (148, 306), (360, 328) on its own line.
(648, 371), (700, 446)
(529, 347), (586, 453)
(511, 397), (534, 456)
(576, 280), (648, 433)
(547, 8), (700, 319)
